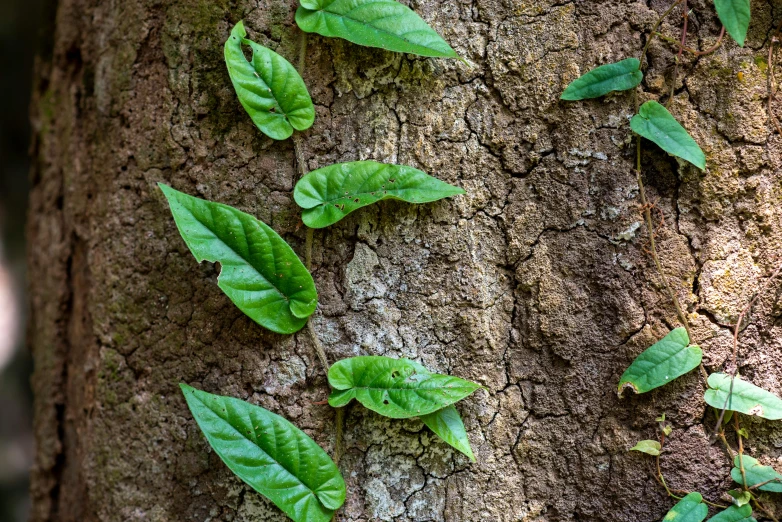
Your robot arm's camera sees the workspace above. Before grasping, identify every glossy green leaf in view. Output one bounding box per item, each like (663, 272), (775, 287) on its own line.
(630, 439), (661, 456)
(617, 328), (702, 397)
(295, 0), (458, 58)
(704, 373), (782, 420)
(662, 492), (708, 522)
(293, 161), (464, 228)
(560, 58), (643, 101)
(420, 405), (475, 462)
(159, 184), (317, 334)
(630, 101), (706, 170)
(706, 504), (752, 522)
(225, 21), (315, 140)
(714, 0), (750, 47)
(731, 455), (782, 492)
(180, 384), (345, 522)
(328, 356), (481, 419)
(727, 489), (752, 507)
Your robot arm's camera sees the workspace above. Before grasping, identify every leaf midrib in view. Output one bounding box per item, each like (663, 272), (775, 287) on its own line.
(302, 168), (459, 208)
(196, 392), (326, 506)
(625, 343), (695, 374)
(238, 39), (292, 120)
(582, 70), (639, 90)
(197, 201), (291, 304)
(311, 2), (453, 54)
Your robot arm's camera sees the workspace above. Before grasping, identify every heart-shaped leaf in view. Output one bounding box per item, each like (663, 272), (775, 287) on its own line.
(225, 21), (315, 140)
(328, 356), (481, 419)
(714, 0), (751, 47)
(293, 161), (464, 228)
(704, 373), (782, 420)
(706, 504), (752, 522)
(561, 58), (643, 101)
(630, 101), (706, 170)
(630, 440), (661, 456)
(662, 492), (708, 522)
(617, 328), (702, 397)
(295, 0), (458, 58)
(420, 406), (475, 462)
(731, 455), (782, 492)
(180, 384), (345, 522)
(159, 184), (317, 334)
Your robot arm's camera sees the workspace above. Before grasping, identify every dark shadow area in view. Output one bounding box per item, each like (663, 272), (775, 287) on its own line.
(0, 0), (49, 520)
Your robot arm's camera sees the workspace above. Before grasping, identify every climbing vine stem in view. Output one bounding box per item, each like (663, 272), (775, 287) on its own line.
(291, 29), (345, 466)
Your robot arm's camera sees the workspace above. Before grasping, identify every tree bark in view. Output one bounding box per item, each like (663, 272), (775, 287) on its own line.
(27, 0), (782, 520)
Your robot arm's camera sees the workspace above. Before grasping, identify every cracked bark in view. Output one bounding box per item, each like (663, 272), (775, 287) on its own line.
(27, 0), (782, 520)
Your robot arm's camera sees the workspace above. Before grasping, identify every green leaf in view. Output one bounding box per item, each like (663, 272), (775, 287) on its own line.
(560, 58), (643, 101)
(704, 373), (782, 420)
(419, 406), (475, 462)
(224, 21), (315, 141)
(630, 101), (706, 170)
(714, 0), (751, 47)
(328, 356), (481, 419)
(159, 184), (317, 334)
(617, 328), (702, 397)
(706, 504), (752, 522)
(293, 161), (465, 228)
(180, 384), (345, 522)
(731, 455), (782, 492)
(630, 439), (661, 456)
(295, 0), (458, 58)
(727, 489), (752, 507)
(662, 492), (708, 522)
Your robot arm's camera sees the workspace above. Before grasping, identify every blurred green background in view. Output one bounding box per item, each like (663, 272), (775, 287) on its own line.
(0, 0), (51, 520)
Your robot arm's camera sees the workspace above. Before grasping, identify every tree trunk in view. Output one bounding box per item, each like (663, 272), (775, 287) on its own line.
(27, 0), (782, 520)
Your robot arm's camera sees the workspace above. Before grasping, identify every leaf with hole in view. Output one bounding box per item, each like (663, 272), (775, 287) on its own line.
(706, 504), (752, 522)
(159, 184), (317, 334)
(617, 328), (702, 397)
(293, 161), (465, 228)
(295, 0), (458, 58)
(662, 492), (708, 522)
(731, 455), (782, 493)
(225, 21), (315, 140)
(328, 356), (481, 419)
(714, 0), (751, 47)
(704, 373), (782, 420)
(180, 384), (345, 522)
(630, 440), (661, 456)
(630, 101), (706, 170)
(420, 405), (475, 462)
(560, 58), (643, 101)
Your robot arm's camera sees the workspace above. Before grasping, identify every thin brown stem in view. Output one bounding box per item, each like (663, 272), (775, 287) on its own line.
(714, 260), (782, 436)
(666, 0), (688, 108)
(292, 30), (345, 466)
(736, 414), (748, 489)
(640, 0), (686, 69)
(750, 477), (782, 490)
(634, 158), (693, 341)
(654, 26), (726, 57)
(718, 430), (736, 461)
(753, 496), (780, 522)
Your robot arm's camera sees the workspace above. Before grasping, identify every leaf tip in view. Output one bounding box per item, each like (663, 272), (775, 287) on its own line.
(617, 381), (638, 399)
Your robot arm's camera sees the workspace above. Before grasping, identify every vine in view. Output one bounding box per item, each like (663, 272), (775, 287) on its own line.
(160, 3), (476, 521)
(154, 0), (782, 520)
(562, 1), (782, 520)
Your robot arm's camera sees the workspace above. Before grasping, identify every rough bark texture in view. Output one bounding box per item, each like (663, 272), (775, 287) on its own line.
(26, 0), (782, 520)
